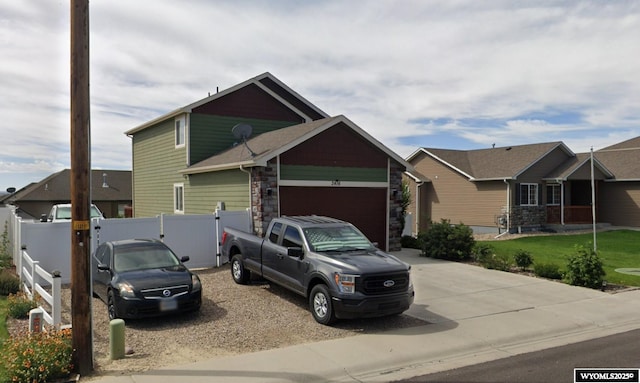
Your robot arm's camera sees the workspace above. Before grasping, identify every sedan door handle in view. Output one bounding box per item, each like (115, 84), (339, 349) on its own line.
(277, 253), (285, 259)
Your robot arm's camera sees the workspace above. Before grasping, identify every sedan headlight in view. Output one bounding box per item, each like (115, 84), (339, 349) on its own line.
(192, 274), (202, 291)
(117, 282), (135, 298)
(334, 273), (357, 294)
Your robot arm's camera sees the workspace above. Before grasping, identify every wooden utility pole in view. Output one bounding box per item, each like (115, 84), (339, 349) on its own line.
(70, 0), (93, 375)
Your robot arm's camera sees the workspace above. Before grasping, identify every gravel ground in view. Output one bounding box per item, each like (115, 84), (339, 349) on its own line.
(9, 264), (426, 380)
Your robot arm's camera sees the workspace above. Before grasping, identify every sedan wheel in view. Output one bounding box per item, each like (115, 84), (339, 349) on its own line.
(309, 284), (335, 325)
(107, 290), (117, 320)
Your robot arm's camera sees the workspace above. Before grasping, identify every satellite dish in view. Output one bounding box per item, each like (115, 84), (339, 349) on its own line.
(232, 123), (253, 140)
(231, 123), (256, 157)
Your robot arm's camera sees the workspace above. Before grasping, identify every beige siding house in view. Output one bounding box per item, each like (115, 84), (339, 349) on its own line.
(404, 138), (640, 235)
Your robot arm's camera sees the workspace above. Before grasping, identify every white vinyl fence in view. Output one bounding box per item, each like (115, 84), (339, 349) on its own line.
(19, 248), (62, 327)
(4, 206), (251, 285)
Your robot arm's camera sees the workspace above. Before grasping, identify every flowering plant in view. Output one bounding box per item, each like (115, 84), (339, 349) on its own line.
(1, 327), (73, 382)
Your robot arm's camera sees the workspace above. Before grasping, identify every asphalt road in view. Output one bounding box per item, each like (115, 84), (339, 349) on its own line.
(394, 328), (640, 383)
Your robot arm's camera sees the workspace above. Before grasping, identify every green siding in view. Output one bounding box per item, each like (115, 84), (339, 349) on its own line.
(186, 170), (250, 213)
(281, 165), (387, 182)
(132, 118), (187, 217)
(189, 115), (295, 164)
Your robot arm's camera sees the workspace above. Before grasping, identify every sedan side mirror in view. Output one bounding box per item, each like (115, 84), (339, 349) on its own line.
(180, 256), (190, 263)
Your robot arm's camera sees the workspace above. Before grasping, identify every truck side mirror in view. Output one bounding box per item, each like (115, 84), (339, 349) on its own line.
(287, 247), (304, 259)
(40, 214), (47, 223)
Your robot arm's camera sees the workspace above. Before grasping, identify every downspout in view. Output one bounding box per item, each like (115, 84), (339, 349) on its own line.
(239, 164), (254, 233)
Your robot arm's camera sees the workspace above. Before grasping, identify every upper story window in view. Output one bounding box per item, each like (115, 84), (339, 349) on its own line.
(175, 116), (185, 148)
(519, 183), (539, 206)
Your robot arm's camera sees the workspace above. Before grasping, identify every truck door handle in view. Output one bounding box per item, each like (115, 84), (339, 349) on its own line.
(277, 253), (285, 259)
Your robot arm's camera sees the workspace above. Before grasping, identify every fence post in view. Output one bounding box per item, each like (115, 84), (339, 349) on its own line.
(52, 270), (62, 327)
(30, 258), (38, 300)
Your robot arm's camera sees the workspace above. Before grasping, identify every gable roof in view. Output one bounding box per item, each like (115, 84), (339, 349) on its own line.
(408, 142), (574, 181)
(595, 137), (640, 181)
(5, 169), (132, 203)
(125, 72), (329, 136)
(543, 152), (614, 181)
(181, 115), (413, 175)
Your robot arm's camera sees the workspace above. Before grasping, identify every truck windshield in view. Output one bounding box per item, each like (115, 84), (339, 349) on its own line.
(303, 226), (373, 252)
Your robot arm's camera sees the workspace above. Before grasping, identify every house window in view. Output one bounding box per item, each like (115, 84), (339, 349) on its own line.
(175, 116), (185, 148)
(546, 184), (561, 206)
(174, 183), (184, 213)
(519, 183), (539, 206)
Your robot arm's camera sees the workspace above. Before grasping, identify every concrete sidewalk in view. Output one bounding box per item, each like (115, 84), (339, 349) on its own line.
(90, 249), (640, 382)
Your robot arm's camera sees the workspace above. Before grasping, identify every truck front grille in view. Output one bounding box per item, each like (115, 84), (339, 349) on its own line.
(360, 272), (409, 295)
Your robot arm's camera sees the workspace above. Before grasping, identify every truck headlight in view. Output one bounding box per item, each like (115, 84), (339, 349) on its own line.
(334, 273), (357, 294)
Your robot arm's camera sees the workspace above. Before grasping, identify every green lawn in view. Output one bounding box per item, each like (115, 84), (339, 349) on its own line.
(477, 230), (640, 287)
(0, 296), (7, 340)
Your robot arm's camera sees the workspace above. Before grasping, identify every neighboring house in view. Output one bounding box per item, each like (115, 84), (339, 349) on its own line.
(3, 169), (132, 220)
(125, 72), (411, 251)
(404, 141), (621, 235)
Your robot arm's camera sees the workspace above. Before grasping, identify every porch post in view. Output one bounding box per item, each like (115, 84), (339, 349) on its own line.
(560, 181), (565, 225)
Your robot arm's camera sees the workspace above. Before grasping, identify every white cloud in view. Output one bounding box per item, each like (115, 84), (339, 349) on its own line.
(1, 0), (640, 189)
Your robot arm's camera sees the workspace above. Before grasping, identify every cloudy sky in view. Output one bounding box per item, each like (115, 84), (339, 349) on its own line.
(1, 1), (639, 191)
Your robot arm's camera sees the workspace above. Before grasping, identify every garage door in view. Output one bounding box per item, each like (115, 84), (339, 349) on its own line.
(279, 186), (388, 249)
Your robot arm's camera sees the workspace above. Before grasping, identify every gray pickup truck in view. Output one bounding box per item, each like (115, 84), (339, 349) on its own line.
(221, 216), (414, 325)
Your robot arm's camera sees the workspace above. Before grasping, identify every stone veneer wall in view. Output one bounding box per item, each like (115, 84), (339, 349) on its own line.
(250, 159), (279, 237)
(509, 205), (546, 231)
(388, 160), (404, 251)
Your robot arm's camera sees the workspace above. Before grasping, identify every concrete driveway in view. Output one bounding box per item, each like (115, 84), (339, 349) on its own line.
(93, 249), (640, 383)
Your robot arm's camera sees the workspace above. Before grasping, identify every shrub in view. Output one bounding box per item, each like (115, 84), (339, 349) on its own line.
(534, 263), (563, 280)
(418, 219), (475, 261)
(0, 271), (20, 296)
(513, 250), (533, 271)
(6, 292), (38, 319)
(1, 327), (73, 383)
(401, 235), (420, 249)
(472, 243), (494, 264)
(479, 253), (512, 271)
(564, 243), (606, 289)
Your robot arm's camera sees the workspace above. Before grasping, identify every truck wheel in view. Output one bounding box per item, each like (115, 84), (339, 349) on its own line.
(309, 284), (335, 325)
(231, 255), (250, 284)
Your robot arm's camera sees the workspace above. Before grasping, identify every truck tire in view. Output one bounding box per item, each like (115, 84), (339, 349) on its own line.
(309, 284), (335, 325)
(231, 254), (250, 284)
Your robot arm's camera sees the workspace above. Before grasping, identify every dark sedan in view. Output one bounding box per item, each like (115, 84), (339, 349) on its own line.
(91, 239), (202, 320)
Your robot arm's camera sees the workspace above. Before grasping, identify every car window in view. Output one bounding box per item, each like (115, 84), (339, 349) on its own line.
(269, 222), (283, 244)
(114, 244), (180, 272)
(56, 207), (72, 220)
(282, 226), (303, 248)
(95, 244), (108, 264)
(303, 225), (372, 252)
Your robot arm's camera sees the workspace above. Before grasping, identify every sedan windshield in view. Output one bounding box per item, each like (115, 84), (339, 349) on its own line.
(114, 245), (180, 272)
(303, 225), (373, 252)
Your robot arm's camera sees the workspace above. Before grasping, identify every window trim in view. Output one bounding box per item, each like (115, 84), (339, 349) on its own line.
(519, 183), (539, 206)
(546, 184), (561, 206)
(175, 115), (185, 148)
(174, 183), (184, 214)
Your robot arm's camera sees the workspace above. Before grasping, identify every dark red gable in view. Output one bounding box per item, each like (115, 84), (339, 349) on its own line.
(281, 122), (388, 168)
(192, 83), (306, 123)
